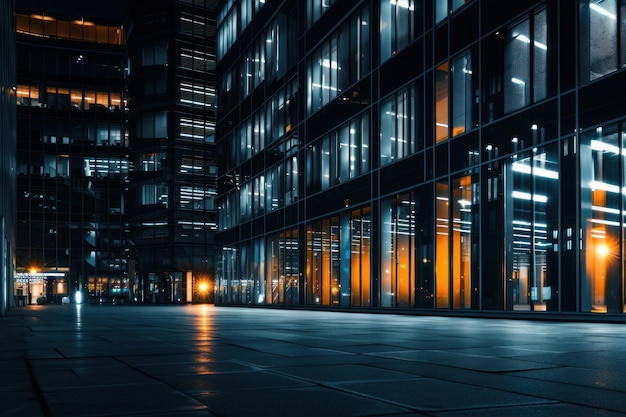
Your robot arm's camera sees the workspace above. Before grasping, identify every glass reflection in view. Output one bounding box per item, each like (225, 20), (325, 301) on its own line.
(507, 144), (559, 311)
(581, 124), (622, 313)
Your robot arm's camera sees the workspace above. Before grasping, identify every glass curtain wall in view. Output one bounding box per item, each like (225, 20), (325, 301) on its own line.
(580, 123), (625, 313)
(267, 230), (299, 305)
(579, 0), (626, 83)
(307, 5), (370, 115)
(306, 208), (371, 306)
(380, 0), (417, 61)
(506, 144), (560, 311)
(380, 187), (435, 309)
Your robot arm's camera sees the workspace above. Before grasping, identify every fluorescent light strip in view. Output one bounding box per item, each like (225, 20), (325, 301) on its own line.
(512, 190), (548, 203)
(590, 3), (616, 19)
(512, 162), (559, 179)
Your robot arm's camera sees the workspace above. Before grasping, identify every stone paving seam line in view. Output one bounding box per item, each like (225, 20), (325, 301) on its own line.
(24, 357), (54, 417)
(262, 366), (560, 417)
(112, 355), (223, 417)
(368, 360), (624, 414)
(258, 365), (432, 415)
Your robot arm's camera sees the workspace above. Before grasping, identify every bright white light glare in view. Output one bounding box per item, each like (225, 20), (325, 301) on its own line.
(512, 162), (559, 179)
(320, 59), (339, 69)
(591, 205), (620, 215)
(590, 3), (616, 19)
(590, 139), (626, 156)
(590, 180), (620, 194)
(311, 83), (339, 91)
(512, 190), (548, 203)
(591, 218), (621, 227)
(75, 291), (83, 304)
(390, 0), (414, 10)
(511, 77), (525, 85)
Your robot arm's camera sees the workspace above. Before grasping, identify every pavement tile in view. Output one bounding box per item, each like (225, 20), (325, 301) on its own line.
(196, 386), (415, 417)
(43, 383), (208, 417)
(434, 403), (626, 417)
(336, 377), (553, 412)
(273, 364), (419, 384)
(511, 366), (626, 392)
(130, 360), (259, 376)
(168, 369), (314, 393)
(3, 305), (626, 417)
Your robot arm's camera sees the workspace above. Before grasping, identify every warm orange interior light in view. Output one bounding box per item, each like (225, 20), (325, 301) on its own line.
(596, 243), (610, 257)
(198, 282), (209, 292)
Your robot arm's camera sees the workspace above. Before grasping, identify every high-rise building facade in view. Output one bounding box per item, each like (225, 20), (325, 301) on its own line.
(15, 3), (129, 304)
(13, 0), (219, 305)
(215, 0), (626, 315)
(1, 0), (17, 315)
(126, 0), (218, 303)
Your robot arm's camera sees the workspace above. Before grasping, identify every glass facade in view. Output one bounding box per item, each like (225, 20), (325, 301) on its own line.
(1, 0), (16, 315)
(15, 5), (128, 305)
(216, 0), (626, 316)
(126, 0), (218, 303)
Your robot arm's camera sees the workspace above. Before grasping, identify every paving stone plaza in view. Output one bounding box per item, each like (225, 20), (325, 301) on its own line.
(2, 305), (626, 416)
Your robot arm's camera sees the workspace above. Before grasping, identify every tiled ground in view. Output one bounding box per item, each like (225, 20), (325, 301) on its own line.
(1, 305), (626, 416)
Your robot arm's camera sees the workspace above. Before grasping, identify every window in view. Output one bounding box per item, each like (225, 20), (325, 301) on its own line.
(436, 0), (469, 23)
(141, 41), (167, 66)
(217, 0), (237, 60)
(380, 0), (418, 61)
(16, 84), (40, 107)
(137, 112), (168, 139)
(506, 145), (559, 312)
(451, 50), (475, 137)
(435, 62), (449, 143)
(266, 230), (299, 305)
(16, 13), (123, 45)
(84, 158), (129, 178)
(307, 5), (370, 114)
(179, 117), (215, 143)
(434, 50), (477, 143)
(180, 48), (216, 73)
(178, 186), (216, 210)
(180, 12), (212, 38)
(504, 9), (547, 113)
(43, 155), (70, 178)
(307, 112), (369, 192)
(142, 184), (168, 207)
(240, 0), (267, 33)
(381, 85), (418, 164)
(580, 0), (626, 83)
(140, 154), (164, 171)
(179, 81), (215, 108)
(308, 0), (338, 26)
(580, 123), (625, 313)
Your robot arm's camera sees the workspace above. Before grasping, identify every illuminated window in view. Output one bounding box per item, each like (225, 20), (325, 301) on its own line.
(580, 0), (626, 83)
(380, 0), (417, 61)
(307, 0), (338, 26)
(179, 81), (215, 108)
(381, 85), (417, 165)
(504, 9), (547, 113)
(436, 49), (476, 142)
(307, 5), (369, 114)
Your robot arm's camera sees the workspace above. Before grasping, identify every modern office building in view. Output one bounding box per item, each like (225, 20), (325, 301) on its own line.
(215, 0), (626, 315)
(15, 1), (129, 304)
(14, 0), (219, 305)
(1, 0), (17, 316)
(125, 0), (219, 303)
